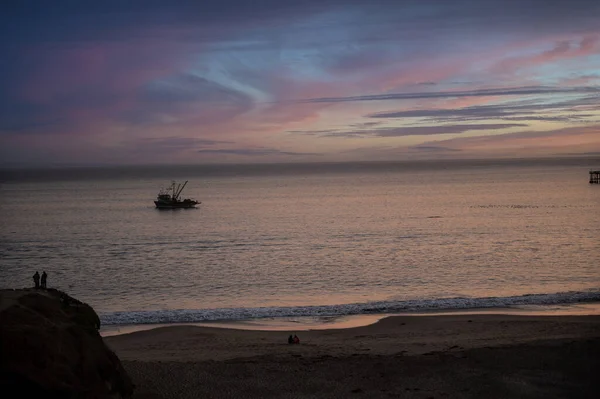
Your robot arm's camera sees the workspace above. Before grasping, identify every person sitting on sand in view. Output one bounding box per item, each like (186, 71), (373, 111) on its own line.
(293, 334), (300, 344)
(288, 335), (294, 344)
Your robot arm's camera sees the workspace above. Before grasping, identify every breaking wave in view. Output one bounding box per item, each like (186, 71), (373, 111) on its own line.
(99, 289), (600, 326)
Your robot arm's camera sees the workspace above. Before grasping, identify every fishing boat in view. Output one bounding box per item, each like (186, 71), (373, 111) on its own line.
(154, 180), (200, 209)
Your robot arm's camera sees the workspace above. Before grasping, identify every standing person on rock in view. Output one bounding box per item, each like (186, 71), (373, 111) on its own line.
(33, 271), (40, 289)
(41, 271), (48, 289)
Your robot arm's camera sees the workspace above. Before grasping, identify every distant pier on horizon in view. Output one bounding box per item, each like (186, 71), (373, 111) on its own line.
(590, 170), (600, 184)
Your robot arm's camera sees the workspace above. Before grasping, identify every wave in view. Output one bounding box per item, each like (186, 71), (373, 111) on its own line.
(99, 290), (600, 326)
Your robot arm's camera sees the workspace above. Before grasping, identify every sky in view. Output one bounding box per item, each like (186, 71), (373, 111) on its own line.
(1, 0), (599, 167)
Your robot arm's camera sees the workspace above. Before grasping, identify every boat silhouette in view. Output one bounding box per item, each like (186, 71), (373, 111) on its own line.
(154, 180), (200, 209)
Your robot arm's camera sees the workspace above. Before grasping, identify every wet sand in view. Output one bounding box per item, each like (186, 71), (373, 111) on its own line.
(105, 314), (600, 398)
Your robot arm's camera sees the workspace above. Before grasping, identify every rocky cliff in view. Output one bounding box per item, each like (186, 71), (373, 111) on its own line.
(0, 288), (134, 398)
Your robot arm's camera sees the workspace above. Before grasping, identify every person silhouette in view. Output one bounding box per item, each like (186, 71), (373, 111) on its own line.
(293, 334), (300, 344)
(33, 271), (40, 289)
(41, 271), (48, 289)
(288, 335), (294, 344)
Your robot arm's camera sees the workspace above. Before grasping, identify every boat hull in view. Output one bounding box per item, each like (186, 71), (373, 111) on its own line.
(154, 200), (199, 209)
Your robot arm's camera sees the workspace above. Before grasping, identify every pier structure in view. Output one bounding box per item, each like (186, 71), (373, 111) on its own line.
(590, 170), (600, 184)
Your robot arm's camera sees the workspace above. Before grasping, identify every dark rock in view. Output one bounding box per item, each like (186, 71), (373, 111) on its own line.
(0, 288), (134, 398)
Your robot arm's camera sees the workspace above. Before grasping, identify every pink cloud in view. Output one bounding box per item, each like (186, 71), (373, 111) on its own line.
(355, 32), (599, 100)
(414, 125), (600, 156)
(245, 69), (352, 130)
(377, 60), (467, 93)
(337, 125), (600, 162)
(492, 35), (600, 76)
(13, 38), (199, 135)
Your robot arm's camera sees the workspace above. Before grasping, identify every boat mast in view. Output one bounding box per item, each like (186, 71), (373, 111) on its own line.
(175, 180), (188, 200)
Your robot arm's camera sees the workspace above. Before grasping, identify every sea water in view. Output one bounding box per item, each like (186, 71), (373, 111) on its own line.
(1, 158), (599, 327)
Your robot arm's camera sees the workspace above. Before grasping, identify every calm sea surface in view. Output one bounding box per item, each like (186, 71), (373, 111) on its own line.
(1, 159), (599, 326)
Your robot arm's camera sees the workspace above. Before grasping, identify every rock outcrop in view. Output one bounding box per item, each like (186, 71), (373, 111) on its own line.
(0, 288), (134, 398)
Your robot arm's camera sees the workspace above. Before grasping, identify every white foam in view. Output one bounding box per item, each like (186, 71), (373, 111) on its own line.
(99, 289), (600, 326)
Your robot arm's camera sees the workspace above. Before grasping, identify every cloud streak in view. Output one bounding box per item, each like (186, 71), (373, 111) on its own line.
(290, 123), (527, 138)
(294, 86), (600, 104)
(365, 95), (600, 125)
(197, 148), (320, 156)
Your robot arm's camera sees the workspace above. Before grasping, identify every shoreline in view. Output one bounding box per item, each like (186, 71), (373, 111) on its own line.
(99, 301), (600, 337)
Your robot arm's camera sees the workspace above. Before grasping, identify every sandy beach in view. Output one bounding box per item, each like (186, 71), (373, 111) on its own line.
(105, 314), (600, 398)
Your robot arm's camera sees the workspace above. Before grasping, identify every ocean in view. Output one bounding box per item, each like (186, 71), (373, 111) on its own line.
(1, 158), (599, 329)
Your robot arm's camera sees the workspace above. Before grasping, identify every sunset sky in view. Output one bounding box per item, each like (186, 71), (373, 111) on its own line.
(1, 0), (599, 167)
